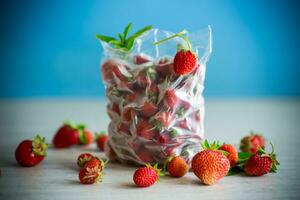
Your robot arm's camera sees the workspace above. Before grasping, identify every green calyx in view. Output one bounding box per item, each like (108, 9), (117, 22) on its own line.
(95, 131), (106, 140)
(145, 163), (164, 180)
(96, 23), (152, 52)
(201, 140), (228, 156)
(153, 30), (193, 51)
(257, 142), (280, 173)
(32, 135), (48, 157)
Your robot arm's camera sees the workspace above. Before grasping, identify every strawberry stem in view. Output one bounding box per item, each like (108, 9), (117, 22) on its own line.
(153, 30), (192, 51)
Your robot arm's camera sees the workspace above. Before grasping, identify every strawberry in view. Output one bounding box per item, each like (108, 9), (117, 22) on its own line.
(155, 58), (173, 77)
(244, 143), (279, 176)
(53, 122), (80, 148)
(77, 153), (94, 168)
(165, 155), (189, 177)
(147, 84), (159, 103)
(133, 163), (163, 187)
(78, 125), (94, 145)
(136, 67), (157, 88)
(153, 30), (198, 75)
(133, 54), (152, 64)
(164, 89), (178, 108)
(117, 122), (130, 135)
(240, 131), (265, 154)
(150, 111), (173, 131)
(192, 140), (230, 185)
(104, 141), (118, 162)
(122, 107), (136, 122)
(173, 50), (197, 75)
(78, 157), (105, 184)
(140, 101), (158, 118)
(95, 132), (109, 152)
(219, 144), (238, 166)
(136, 118), (157, 139)
(101, 59), (132, 83)
(107, 103), (120, 119)
(15, 135), (48, 167)
(137, 149), (155, 164)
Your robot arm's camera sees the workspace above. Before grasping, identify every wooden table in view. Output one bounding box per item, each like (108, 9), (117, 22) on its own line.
(0, 99), (299, 200)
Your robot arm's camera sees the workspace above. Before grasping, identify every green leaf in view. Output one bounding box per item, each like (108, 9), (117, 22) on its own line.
(237, 152), (252, 162)
(227, 166), (243, 176)
(123, 22), (132, 39)
(127, 25), (152, 42)
(96, 34), (117, 43)
(118, 33), (124, 43)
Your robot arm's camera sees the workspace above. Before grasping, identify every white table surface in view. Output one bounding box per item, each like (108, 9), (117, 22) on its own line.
(0, 98), (299, 200)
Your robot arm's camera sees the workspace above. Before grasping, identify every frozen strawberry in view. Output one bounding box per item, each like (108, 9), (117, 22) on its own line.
(53, 122), (80, 148)
(136, 67), (157, 88)
(122, 107), (136, 122)
(155, 58), (173, 77)
(15, 135), (48, 167)
(107, 103), (121, 120)
(147, 84), (159, 103)
(95, 132), (109, 152)
(136, 118), (157, 140)
(133, 54), (152, 64)
(164, 89), (178, 108)
(140, 101), (158, 118)
(117, 122), (130, 135)
(150, 111), (173, 131)
(101, 59), (132, 83)
(137, 149), (155, 164)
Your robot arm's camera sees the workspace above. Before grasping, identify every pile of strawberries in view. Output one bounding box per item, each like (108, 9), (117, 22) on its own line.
(102, 51), (204, 164)
(14, 129), (279, 186)
(133, 132), (279, 187)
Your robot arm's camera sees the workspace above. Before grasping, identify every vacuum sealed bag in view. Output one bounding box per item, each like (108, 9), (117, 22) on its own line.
(98, 24), (212, 165)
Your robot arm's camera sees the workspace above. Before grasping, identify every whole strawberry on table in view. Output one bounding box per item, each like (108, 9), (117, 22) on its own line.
(15, 135), (48, 167)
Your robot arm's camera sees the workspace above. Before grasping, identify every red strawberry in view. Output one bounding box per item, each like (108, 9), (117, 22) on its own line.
(147, 84), (159, 103)
(244, 143), (279, 176)
(95, 133), (108, 152)
(107, 103), (120, 119)
(137, 149), (155, 164)
(140, 101), (158, 118)
(165, 155), (189, 177)
(173, 50), (197, 75)
(164, 90), (178, 108)
(219, 144), (238, 166)
(240, 131), (265, 154)
(150, 111), (173, 131)
(15, 135), (48, 167)
(136, 67), (157, 88)
(153, 30), (198, 75)
(104, 141), (118, 162)
(155, 58), (173, 77)
(122, 107), (136, 122)
(133, 163), (163, 187)
(53, 122), (79, 148)
(78, 157), (105, 184)
(117, 122), (130, 135)
(77, 153), (94, 168)
(125, 92), (137, 103)
(78, 125), (94, 145)
(136, 118), (157, 139)
(134, 54), (152, 64)
(192, 140), (230, 185)
(101, 59), (131, 83)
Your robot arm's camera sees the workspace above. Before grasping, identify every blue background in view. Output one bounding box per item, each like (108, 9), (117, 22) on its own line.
(0, 0), (299, 98)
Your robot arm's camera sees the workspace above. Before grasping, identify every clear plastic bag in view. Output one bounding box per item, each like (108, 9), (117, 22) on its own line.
(100, 26), (212, 165)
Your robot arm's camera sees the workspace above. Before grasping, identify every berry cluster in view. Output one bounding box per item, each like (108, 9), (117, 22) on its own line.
(102, 53), (204, 165)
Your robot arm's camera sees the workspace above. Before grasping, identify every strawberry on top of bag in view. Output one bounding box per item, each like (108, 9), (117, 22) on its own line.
(153, 30), (198, 75)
